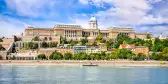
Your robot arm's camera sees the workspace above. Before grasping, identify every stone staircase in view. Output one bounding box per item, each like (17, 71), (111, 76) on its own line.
(0, 38), (15, 60)
(0, 38), (14, 50)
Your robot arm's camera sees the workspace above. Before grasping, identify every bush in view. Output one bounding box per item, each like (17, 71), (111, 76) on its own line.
(0, 38), (3, 42)
(50, 52), (63, 60)
(0, 44), (5, 51)
(42, 42), (48, 48)
(50, 42), (57, 47)
(27, 42), (38, 49)
(10, 55), (16, 60)
(37, 54), (46, 60)
(64, 53), (73, 60)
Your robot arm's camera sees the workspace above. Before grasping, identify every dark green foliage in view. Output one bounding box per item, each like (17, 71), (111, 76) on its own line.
(28, 42), (38, 49)
(0, 44), (5, 51)
(69, 40), (78, 46)
(60, 36), (68, 45)
(153, 38), (168, 52)
(149, 47), (168, 61)
(42, 42), (48, 48)
(0, 38), (3, 42)
(37, 54), (46, 60)
(147, 34), (152, 39)
(74, 52), (88, 60)
(105, 39), (114, 49)
(117, 34), (131, 44)
(11, 55), (16, 60)
(117, 49), (133, 59)
(92, 42), (98, 46)
(80, 37), (88, 46)
(14, 35), (22, 42)
(64, 53), (73, 60)
(50, 51), (63, 60)
(133, 53), (146, 61)
(96, 34), (103, 41)
(32, 36), (40, 41)
(50, 42), (57, 47)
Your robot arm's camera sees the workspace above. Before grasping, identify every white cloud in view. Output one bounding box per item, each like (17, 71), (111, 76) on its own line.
(5, 0), (57, 18)
(79, 0), (89, 4)
(0, 15), (25, 37)
(79, 0), (168, 26)
(140, 25), (168, 37)
(1, 0), (168, 37)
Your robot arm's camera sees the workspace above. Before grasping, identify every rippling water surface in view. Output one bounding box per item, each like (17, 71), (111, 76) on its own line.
(0, 66), (168, 84)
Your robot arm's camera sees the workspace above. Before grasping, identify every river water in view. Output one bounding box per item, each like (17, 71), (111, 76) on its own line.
(0, 66), (168, 84)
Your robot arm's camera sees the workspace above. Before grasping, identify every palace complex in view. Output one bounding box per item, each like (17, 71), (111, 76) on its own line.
(0, 16), (152, 60)
(22, 16), (150, 43)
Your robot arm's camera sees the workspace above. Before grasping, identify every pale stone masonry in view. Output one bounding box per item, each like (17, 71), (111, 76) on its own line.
(22, 16), (151, 43)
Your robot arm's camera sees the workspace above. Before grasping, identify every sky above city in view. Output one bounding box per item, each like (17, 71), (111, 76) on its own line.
(0, 0), (168, 37)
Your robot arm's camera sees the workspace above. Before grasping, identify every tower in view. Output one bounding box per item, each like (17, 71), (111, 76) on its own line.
(89, 16), (98, 29)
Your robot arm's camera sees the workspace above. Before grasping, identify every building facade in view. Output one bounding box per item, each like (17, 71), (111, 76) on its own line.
(119, 44), (149, 56)
(73, 46), (86, 54)
(22, 16), (151, 43)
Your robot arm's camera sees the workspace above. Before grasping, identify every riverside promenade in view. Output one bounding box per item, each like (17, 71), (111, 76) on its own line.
(0, 60), (168, 67)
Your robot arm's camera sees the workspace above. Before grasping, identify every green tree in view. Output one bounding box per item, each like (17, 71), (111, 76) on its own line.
(89, 53), (96, 60)
(37, 54), (46, 60)
(117, 49), (133, 59)
(14, 35), (22, 42)
(64, 53), (73, 60)
(32, 36), (40, 41)
(50, 42), (57, 47)
(0, 38), (3, 42)
(81, 37), (88, 45)
(74, 52), (88, 60)
(116, 34), (132, 48)
(137, 53), (146, 60)
(92, 42), (98, 46)
(50, 52), (63, 60)
(105, 40), (113, 49)
(143, 40), (153, 51)
(94, 53), (101, 60)
(11, 55), (16, 60)
(60, 36), (68, 45)
(69, 40), (78, 46)
(147, 33), (152, 39)
(153, 38), (162, 52)
(162, 47), (168, 56)
(80, 53), (88, 60)
(24, 43), (29, 50)
(100, 52), (106, 60)
(96, 34), (103, 41)
(109, 52), (118, 59)
(28, 42), (38, 49)
(117, 34), (131, 43)
(0, 44), (5, 51)
(42, 42), (48, 48)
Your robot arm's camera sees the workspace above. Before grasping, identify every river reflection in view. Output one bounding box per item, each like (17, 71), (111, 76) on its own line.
(0, 66), (168, 84)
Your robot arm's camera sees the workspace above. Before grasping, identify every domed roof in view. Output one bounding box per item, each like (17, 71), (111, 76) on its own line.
(89, 16), (97, 22)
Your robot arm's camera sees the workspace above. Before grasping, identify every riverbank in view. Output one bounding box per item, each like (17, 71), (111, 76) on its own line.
(0, 60), (168, 67)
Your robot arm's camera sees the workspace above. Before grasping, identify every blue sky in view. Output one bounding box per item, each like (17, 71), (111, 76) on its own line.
(0, 0), (168, 37)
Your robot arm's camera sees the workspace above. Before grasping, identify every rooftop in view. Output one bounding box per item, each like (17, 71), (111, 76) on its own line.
(108, 27), (133, 30)
(55, 24), (81, 28)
